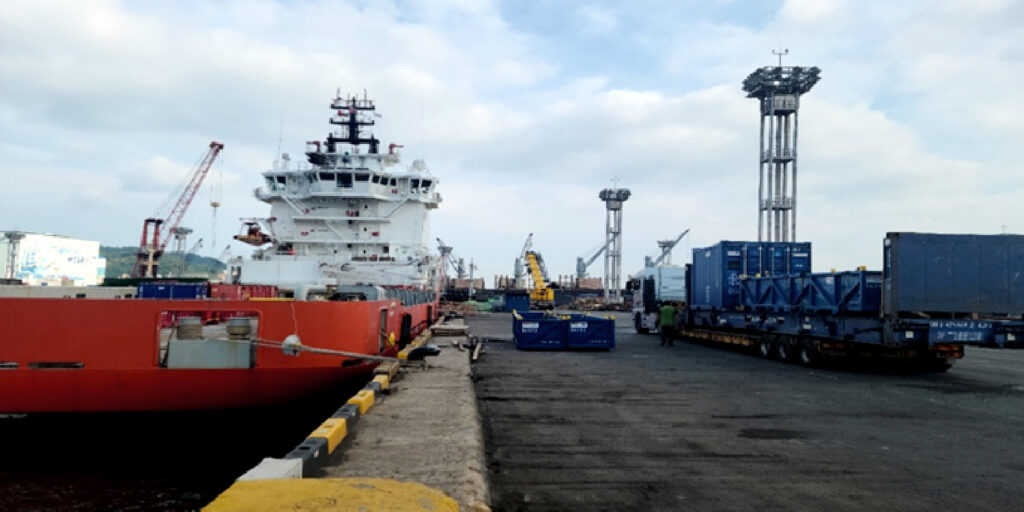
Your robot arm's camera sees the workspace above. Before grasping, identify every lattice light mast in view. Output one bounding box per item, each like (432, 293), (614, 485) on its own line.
(742, 50), (820, 242)
(599, 188), (630, 303)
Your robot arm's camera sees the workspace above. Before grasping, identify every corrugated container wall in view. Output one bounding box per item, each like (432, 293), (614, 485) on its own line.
(883, 233), (1024, 316)
(691, 241), (812, 311)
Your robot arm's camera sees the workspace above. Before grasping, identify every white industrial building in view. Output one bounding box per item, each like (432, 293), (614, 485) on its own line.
(0, 231), (106, 286)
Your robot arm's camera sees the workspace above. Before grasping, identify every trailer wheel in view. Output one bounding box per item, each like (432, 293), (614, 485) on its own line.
(798, 341), (821, 368)
(758, 337), (774, 359)
(634, 314), (649, 334)
(776, 340), (792, 362)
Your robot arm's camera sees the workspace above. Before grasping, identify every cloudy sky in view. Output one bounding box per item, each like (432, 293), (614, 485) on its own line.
(2, 0), (1023, 282)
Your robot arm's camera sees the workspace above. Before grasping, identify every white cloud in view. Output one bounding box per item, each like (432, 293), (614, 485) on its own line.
(0, 0), (1022, 283)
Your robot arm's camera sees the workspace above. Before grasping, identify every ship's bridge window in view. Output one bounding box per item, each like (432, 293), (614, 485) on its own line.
(319, 172), (335, 181)
(421, 180), (432, 191)
(411, 179), (420, 193)
(389, 178), (397, 186)
(371, 175), (381, 184)
(355, 173), (370, 182)
(338, 173), (353, 188)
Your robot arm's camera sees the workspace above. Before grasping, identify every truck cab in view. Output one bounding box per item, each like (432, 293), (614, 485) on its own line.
(630, 265), (687, 334)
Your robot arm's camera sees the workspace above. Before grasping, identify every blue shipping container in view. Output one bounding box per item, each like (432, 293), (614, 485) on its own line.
(505, 293), (531, 314)
(691, 241), (812, 310)
(884, 233), (1024, 316)
(137, 282), (209, 300)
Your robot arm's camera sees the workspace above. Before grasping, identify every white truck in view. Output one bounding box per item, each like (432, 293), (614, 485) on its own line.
(629, 265), (687, 334)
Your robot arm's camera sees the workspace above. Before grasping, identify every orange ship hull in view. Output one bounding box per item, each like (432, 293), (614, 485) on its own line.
(0, 297), (436, 413)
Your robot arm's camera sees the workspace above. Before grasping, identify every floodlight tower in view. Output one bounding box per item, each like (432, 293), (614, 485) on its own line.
(599, 188), (630, 303)
(742, 49), (820, 242)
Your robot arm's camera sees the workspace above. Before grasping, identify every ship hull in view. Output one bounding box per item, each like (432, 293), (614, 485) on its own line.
(0, 297), (436, 413)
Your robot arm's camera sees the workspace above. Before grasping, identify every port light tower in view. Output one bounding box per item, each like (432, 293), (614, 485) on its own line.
(599, 187), (630, 303)
(742, 49), (820, 242)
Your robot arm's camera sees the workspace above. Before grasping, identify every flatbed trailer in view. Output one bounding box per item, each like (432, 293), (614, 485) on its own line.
(670, 233), (1024, 371)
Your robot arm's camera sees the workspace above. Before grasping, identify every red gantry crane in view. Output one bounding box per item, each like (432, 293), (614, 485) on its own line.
(132, 141), (225, 278)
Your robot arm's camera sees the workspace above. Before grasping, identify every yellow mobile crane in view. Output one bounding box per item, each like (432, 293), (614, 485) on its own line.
(514, 234), (555, 310)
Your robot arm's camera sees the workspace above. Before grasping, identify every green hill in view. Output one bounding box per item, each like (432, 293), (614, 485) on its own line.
(101, 246), (226, 279)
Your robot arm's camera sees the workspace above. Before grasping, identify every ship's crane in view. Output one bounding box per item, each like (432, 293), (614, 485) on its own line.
(575, 233), (618, 279)
(644, 228), (690, 267)
(133, 141), (224, 278)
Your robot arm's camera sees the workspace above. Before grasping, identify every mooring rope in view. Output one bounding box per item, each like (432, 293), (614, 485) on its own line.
(210, 336), (399, 363)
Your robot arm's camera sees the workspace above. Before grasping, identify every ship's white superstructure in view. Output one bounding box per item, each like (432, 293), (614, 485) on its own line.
(237, 92), (440, 291)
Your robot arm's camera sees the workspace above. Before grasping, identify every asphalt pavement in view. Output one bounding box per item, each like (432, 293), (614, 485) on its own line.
(470, 311), (1024, 512)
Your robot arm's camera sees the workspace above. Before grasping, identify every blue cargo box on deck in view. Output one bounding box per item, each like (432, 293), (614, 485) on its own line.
(884, 233), (1024, 316)
(137, 282), (209, 300)
(691, 241), (812, 311)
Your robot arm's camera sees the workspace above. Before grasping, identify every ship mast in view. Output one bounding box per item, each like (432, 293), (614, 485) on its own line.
(325, 90), (380, 155)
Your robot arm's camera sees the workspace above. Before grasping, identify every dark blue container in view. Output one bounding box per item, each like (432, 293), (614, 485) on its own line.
(137, 282), (209, 300)
(884, 233), (1024, 316)
(513, 311), (567, 349)
(565, 314), (615, 349)
(692, 241), (812, 311)
(505, 293), (530, 314)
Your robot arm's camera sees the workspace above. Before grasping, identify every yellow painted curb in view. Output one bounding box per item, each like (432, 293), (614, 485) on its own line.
(374, 361), (400, 380)
(203, 477), (458, 511)
(309, 418), (347, 453)
(346, 389), (375, 414)
(372, 374), (390, 391)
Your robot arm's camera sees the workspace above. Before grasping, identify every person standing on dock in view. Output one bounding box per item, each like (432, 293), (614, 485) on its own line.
(659, 303), (677, 347)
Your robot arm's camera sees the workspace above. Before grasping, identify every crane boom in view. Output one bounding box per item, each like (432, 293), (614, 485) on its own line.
(649, 228), (690, 267)
(133, 141), (224, 278)
(576, 233), (618, 278)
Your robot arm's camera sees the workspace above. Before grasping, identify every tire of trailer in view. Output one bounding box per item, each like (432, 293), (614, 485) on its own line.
(798, 340), (821, 368)
(776, 339), (792, 362)
(758, 337), (774, 359)
(634, 314), (649, 334)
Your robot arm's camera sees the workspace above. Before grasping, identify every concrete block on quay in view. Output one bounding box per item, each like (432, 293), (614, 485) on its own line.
(346, 389), (375, 414)
(283, 437), (329, 473)
(363, 380), (383, 398)
(372, 373), (390, 391)
(236, 457), (303, 481)
(309, 418), (348, 453)
(330, 403), (360, 428)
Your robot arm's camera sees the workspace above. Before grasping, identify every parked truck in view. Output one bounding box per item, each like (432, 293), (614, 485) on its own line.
(628, 265), (687, 333)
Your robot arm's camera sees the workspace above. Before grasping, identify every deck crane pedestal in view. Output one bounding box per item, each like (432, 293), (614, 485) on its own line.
(132, 141), (224, 278)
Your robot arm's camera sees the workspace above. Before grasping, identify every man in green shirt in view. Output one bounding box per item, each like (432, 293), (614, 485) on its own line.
(659, 303), (677, 347)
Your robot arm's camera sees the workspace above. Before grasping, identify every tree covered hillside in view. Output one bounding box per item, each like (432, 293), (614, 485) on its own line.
(101, 246), (226, 280)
